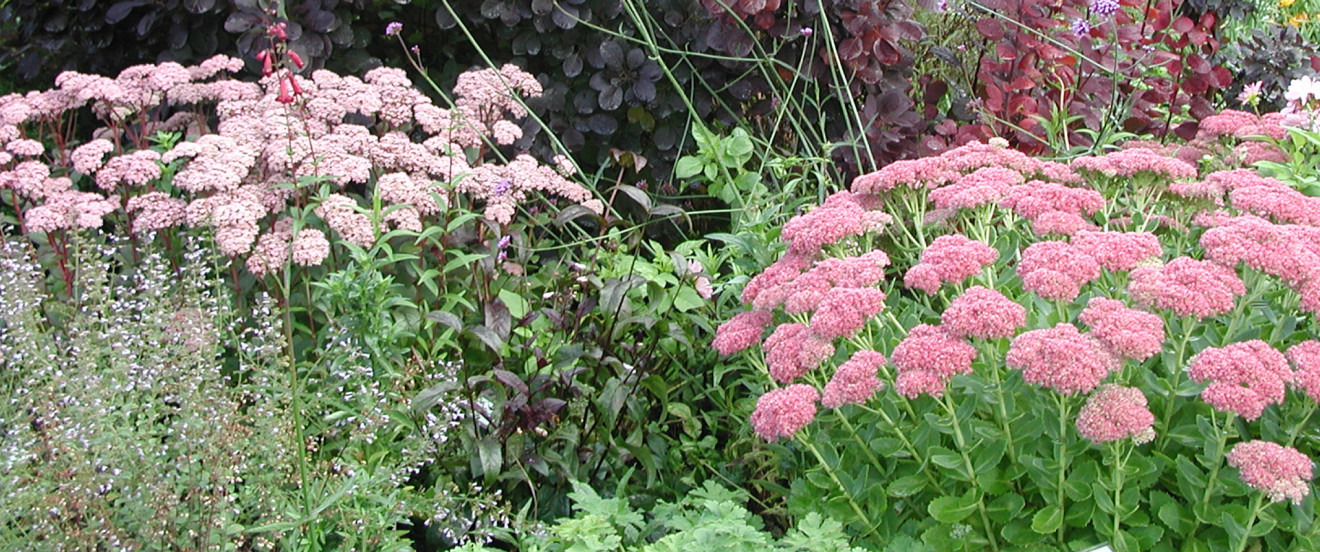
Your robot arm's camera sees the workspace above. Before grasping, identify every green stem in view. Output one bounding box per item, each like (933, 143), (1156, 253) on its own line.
(1109, 441), (1132, 542)
(1157, 318), (1196, 449)
(1287, 400), (1318, 447)
(1054, 393), (1072, 545)
(941, 394), (1001, 552)
(1232, 493), (1267, 552)
(1199, 411), (1235, 514)
(801, 430), (878, 537)
(986, 346), (1018, 464)
(855, 403), (944, 493)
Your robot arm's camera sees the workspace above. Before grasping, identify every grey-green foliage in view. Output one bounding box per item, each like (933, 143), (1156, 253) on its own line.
(457, 480), (866, 552)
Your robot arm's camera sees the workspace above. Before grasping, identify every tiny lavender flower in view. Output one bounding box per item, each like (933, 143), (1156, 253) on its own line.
(1071, 18), (1091, 37)
(385, 21), (403, 36)
(1227, 440), (1315, 504)
(1091, 0), (1121, 17)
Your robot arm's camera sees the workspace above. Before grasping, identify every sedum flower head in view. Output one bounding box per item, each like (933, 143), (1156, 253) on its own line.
(763, 323), (834, 383)
(941, 286), (1026, 339)
(1008, 323), (1116, 395)
(891, 324), (977, 398)
(1188, 340), (1292, 421)
(1079, 297), (1165, 361)
(822, 350), (887, 409)
(1128, 257), (1245, 319)
(1227, 440), (1314, 505)
(750, 384), (819, 441)
(1075, 384), (1156, 444)
(712, 310), (774, 356)
(1287, 340), (1320, 402)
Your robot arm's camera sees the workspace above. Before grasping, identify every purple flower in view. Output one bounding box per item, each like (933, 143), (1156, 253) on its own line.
(1071, 18), (1091, 37)
(385, 21), (403, 36)
(800, 27), (813, 37)
(497, 235), (511, 249)
(1091, 0), (1120, 17)
(410, 45), (421, 54)
(493, 178), (512, 196)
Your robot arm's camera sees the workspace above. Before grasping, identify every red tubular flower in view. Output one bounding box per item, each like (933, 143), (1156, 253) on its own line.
(288, 50), (305, 69)
(276, 77), (294, 104)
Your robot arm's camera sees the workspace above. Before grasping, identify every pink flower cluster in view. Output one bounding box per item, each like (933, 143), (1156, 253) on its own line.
(1071, 147), (1198, 181)
(940, 286), (1025, 339)
(1229, 177), (1320, 227)
(1200, 214), (1320, 285)
(1071, 231), (1162, 272)
(890, 324), (978, 398)
(1187, 340), (1292, 421)
(750, 384), (820, 441)
(713, 310), (775, 355)
(1196, 109), (1287, 141)
(1226, 440), (1314, 504)
(1016, 240), (1100, 301)
(1007, 323), (1116, 395)
(1287, 340), (1320, 402)
(928, 166), (1022, 210)
(1078, 298), (1165, 361)
(999, 180), (1105, 221)
(763, 323), (835, 383)
(850, 140), (1080, 195)
(822, 350), (886, 408)
(1128, 257), (1245, 319)
(904, 234), (998, 295)
(809, 287), (888, 340)
(779, 191), (888, 255)
(1075, 385), (1156, 444)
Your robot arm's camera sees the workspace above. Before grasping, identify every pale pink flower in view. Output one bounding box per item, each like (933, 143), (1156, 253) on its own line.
(809, 287), (887, 340)
(713, 310), (774, 355)
(891, 324), (977, 398)
(384, 206), (424, 232)
(1128, 257), (1246, 319)
(95, 150), (163, 190)
(24, 191), (118, 232)
(741, 252), (813, 306)
(928, 166), (1021, 210)
(245, 231), (290, 276)
(1008, 323), (1117, 395)
(695, 277), (714, 300)
(1079, 297), (1165, 361)
(1188, 340), (1292, 421)
(822, 350), (887, 408)
(1075, 384), (1156, 444)
(5, 138), (42, 157)
(126, 191), (187, 233)
(763, 323), (834, 383)
(750, 384), (820, 441)
(1230, 183), (1320, 227)
(315, 194), (376, 248)
(1287, 340), (1320, 402)
(904, 234), (998, 295)
(941, 286), (1026, 339)
(291, 229), (331, 266)
(1200, 215), (1320, 285)
(1072, 231), (1163, 272)
(1071, 147), (1198, 180)
(1227, 440), (1314, 504)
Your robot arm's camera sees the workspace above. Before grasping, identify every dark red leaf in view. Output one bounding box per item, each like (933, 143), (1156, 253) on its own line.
(1171, 16), (1194, 34)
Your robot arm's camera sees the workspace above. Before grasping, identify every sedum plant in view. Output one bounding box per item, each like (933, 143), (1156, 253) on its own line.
(713, 111), (1319, 551)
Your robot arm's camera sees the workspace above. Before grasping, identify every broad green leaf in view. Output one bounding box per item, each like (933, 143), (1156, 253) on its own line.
(1031, 505), (1062, 534)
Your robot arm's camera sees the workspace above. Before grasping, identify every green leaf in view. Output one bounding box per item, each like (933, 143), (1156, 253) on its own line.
(672, 286), (706, 312)
(612, 184), (653, 212)
(498, 288), (529, 320)
(1031, 505), (1062, 534)
(467, 325), (504, 354)
(425, 310), (464, 332)
(476, 437), (502, 481)
(674, 156), (703, 179)
(927, 494), (977, 524)
(886, 474), (928, 498)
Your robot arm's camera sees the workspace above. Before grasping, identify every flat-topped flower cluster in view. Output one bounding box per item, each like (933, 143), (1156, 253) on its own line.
(713, 109), (1320, 540)
(0, 57), (602, 277)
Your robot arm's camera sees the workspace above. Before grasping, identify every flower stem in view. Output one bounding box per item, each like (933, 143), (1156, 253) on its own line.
(1199, 411), (1234, 514)
(855, 403), (944, 493)
(1287, 400), (1317, 447)
(1232, 493), (1266, 552)
(941, 394), (1001, 552)
(801, 430), (878, 537)
(1109, 441), (1132, 542)
(1157, 318), (1195, 449)
(1054, 392), (1072, 545)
